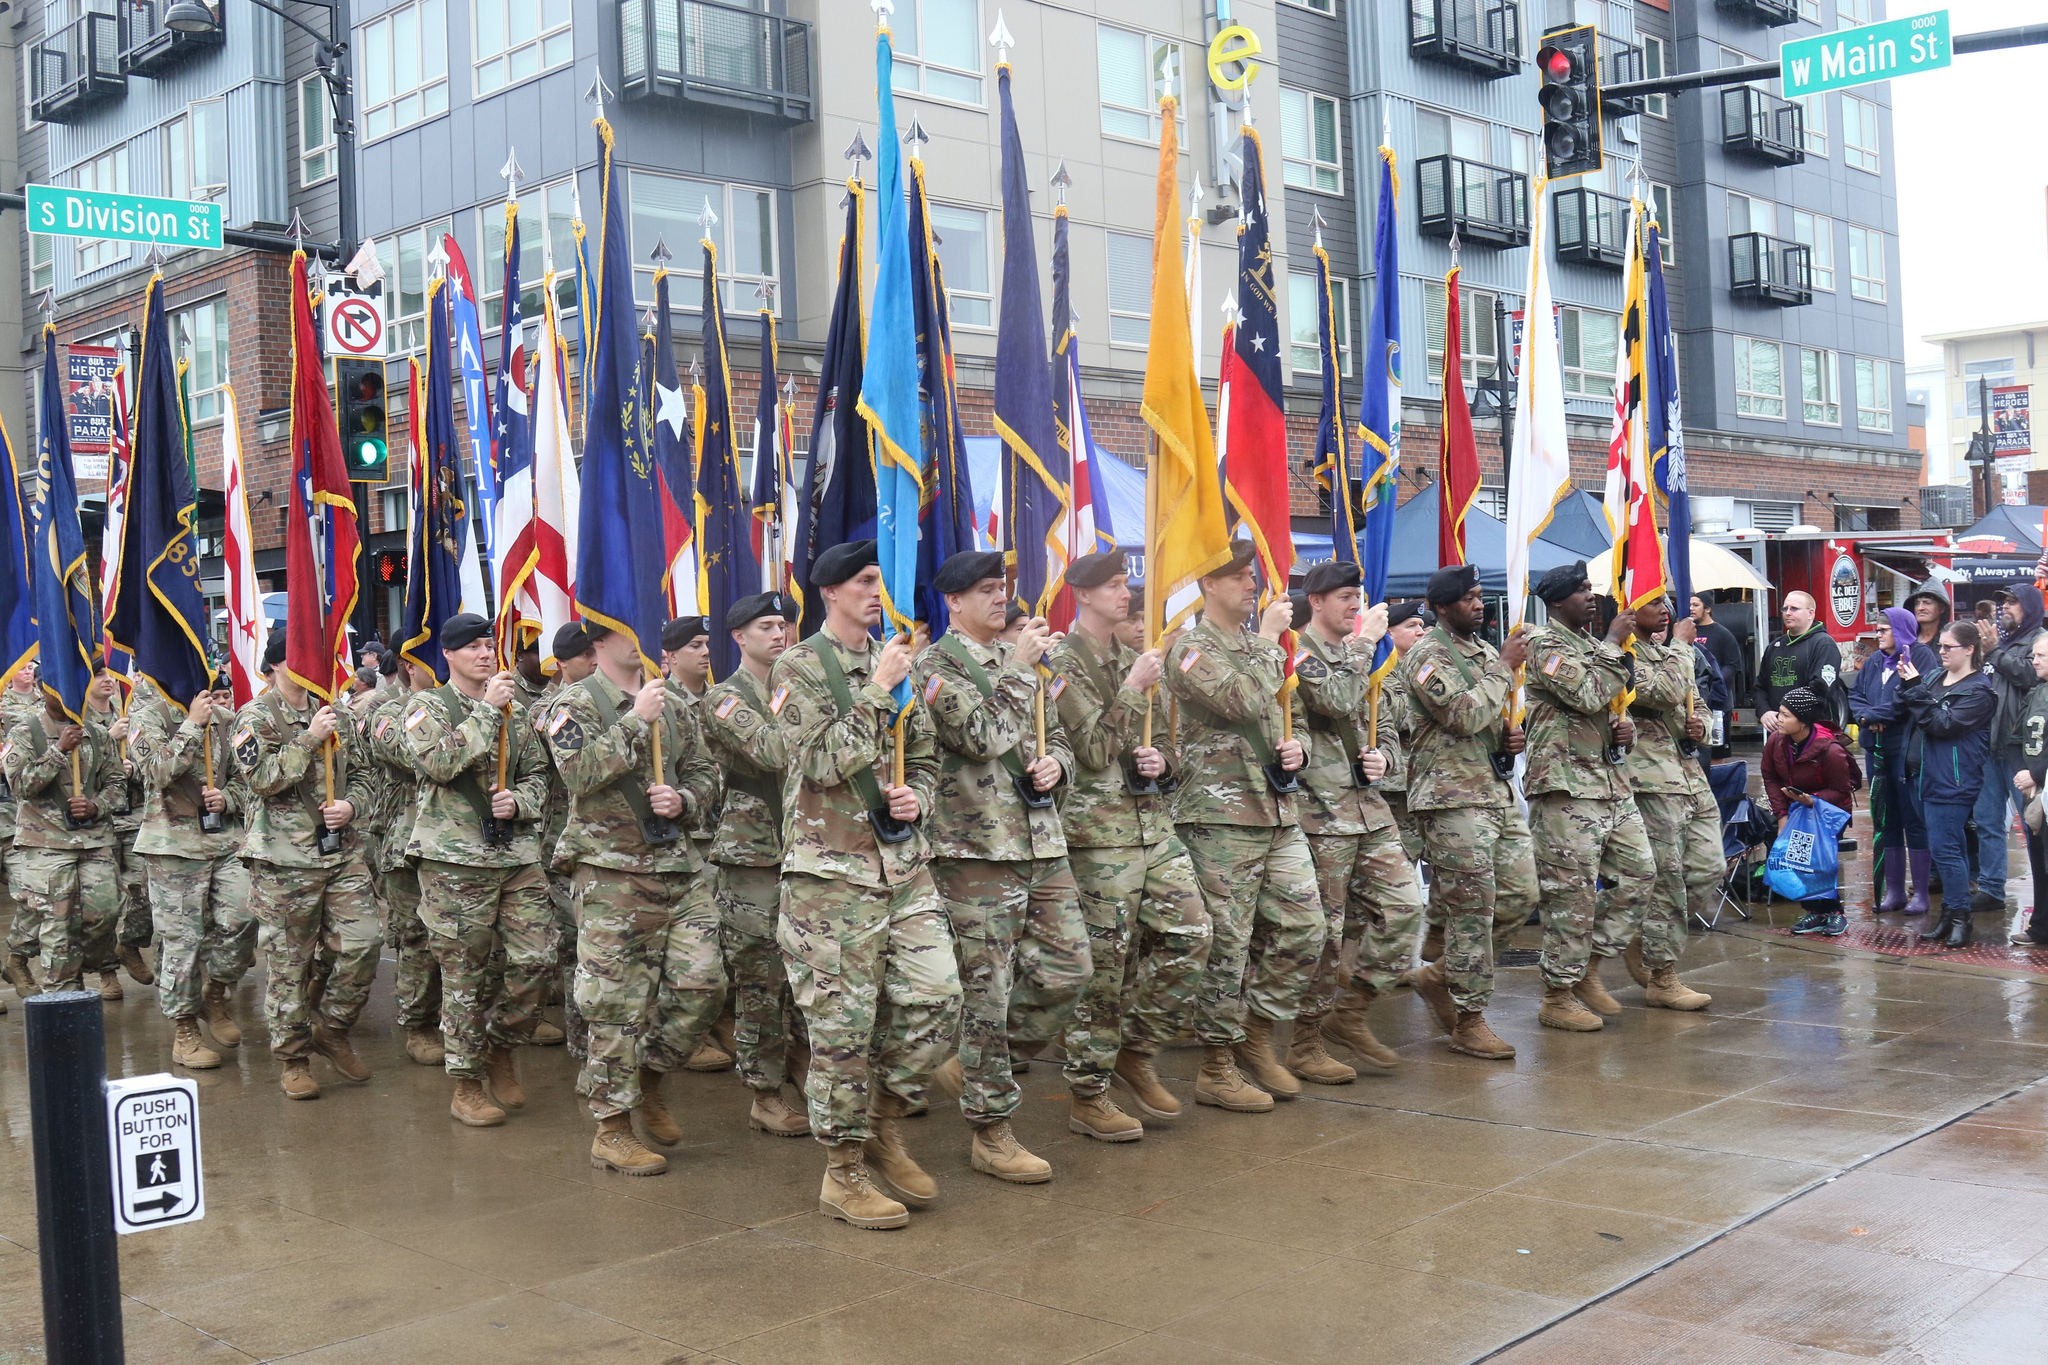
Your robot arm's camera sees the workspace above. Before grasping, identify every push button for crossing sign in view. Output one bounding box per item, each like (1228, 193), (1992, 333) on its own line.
(105, 1074), (204, 1234)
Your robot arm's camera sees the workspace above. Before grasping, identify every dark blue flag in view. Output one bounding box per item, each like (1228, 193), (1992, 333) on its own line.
(651, 264), (697, 618)
(909, 163), (975, 634)
(791, 182), (874, 636)
(0, 405), (34, 688)
(695, 239), (759, 679)
(1646, 222), (1690, 612)
(399, 282), (479, 681)
(32, 327), (99, 720)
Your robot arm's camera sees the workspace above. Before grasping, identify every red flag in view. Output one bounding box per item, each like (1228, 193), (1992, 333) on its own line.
(284, 251), (360, 700)
(1438, 264), (1480, 566)
(1219, 132), (1293, 599)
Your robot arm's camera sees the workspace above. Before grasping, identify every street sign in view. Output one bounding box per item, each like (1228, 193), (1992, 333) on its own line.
(25, 183), (224, 252)
(324, 292), (387, 357)
(105, 1074), (204, 1235)
(1781, 10), (1949, 99)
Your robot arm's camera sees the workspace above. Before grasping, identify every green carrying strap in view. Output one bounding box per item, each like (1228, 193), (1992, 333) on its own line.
(935, 633), (1032, 782)
(431, 685), (506, 830)
(585, 680), (674, 838)
(1298, 635), (1367, 752)
(1180, 636), (1284, 770)
(1425, 625), (1503, 743)
(807, 632), (894, 813)
(716, 680), (784, 828)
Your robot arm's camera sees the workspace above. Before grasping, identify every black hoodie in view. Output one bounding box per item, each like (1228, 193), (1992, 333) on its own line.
(1755, 622), (1845, 726)
(1986, 584), (2045, 751)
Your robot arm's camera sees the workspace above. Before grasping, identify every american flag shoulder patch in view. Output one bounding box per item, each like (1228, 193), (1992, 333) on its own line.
(1047, 674), (1067, 700)
(404, 705), (429, 730)
(924, 674), (945, 703)
(1413, 663), (1435, 688)
(375, 717), (392, 740)
(548, 709), (573, 736)
(1542, 654), (1563, 677)
(714, 695), (740, 720)
(1179, 648), (1202, 672)
(769, 686), (790, 716)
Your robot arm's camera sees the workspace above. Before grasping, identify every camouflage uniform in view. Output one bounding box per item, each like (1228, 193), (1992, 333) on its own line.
(547, 670), (725, 1120)
(1164, 621), (1326, 1044)
(1380, 663), (1427, 867)
(403, 684), (553, 1077)
(361, 686), (442, 1033)
(914, 631), (1085, 1127)
(235, 688), (380, 1059)
(1401, 627), (1538, 1012)
(1523, 625), (1656, 988)
(1294, 630), (1426, 1010)
(702, 667), (800, 1093)
(530, 685), (582, 1044)
(90, 706), (150, 962)
(670, 681), (723, 866)
(1, 707), (123, 989)
(127, 684), (254, 1021)
(771, 630), (962, 1145)
(0, 688), (33, 965)
(1625, 638), (1721, 967)
(1044, 631), (1210, 1096)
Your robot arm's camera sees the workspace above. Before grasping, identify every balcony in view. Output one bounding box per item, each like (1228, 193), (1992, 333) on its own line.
(1716, 0), (1800, 26)
(619, 0), (814, 125)
(1416, 155), (1530, 247)
(1554, 187), (1630, 269)
(1722, 86), (1806, 166)
(1730, 232), (1813, 306)
(118, 1), (225, 78)
(1409, 0), (1522, 79)
(30, 13), (125, 124)
(1598, 32), (1647, 116)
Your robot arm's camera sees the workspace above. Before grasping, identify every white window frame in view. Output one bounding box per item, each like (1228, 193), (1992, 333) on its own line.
(1650, 183), (1675, 265)
(1727, 191), (1776, 239)
(30, 231), (53, 295)
(1800, 347), (1841, 426)
(627, 172), (781, 316)
(1288, 270), (1351, 379)
(1559, 305), (1618, 401)
(1281, 0), (1335, 13)
(1106, 230), (1152, 348)
(476, 179), (583, 334)
(1414, 106), (1491, 167)
(1847, 225), (1886, 303)
(1641, 35), (1668, 119)
(359, 0), (450, 143)
(173, 298), (230, 424)
(1840, 0), (1873, 21)
(1856, 357), (1893, 432)
(164, 99), (227, 204)
(73, 147), (132, 275)
(1424, 278), (1498, 390)
(1279, 86), (1343, 196)
(1798, 0), (1824, 22)
(471, 0), (572, 97)
(375, 217), (455, 355)
(1734, 336), (1787, 420)
(929, 201), (994, 331)
(1791, 210), (1835, 292)
(891, 0), (986, 107)
(1963, 359), (2015, 418)
(1098, 24), (1184, 145)
(1797, 92), (1828, 158)
(1842, 94), (1881, 173)
(299, 72), (336, 187)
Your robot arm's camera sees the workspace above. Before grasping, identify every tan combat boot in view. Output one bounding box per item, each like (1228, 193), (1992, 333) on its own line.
(405, 1026), (445, 1066)
(1538, 986), (1605, 1032)
(1572, 959), (1622, 1017)
(1621, 938), (1651, 988)
(931, 1053), (964, 1099)
(684, 1035), (733, 1072)
(1403, 961), (1458, 1035)
(116, 944), (155, 986)
(1644, 964), (1712, 1012)
(202, 981), (242, 1047)
(970, 1119), (1053, 1183)
(821, 1142), (908, 1230)
(530, 1018), (566, 1046)
(1069, 1090), (1144, 1142)
(637, 1067), (683, 1146)
(1195, 1045), (1275, 1112)
(450, 1078), (506, 1128)
(5, 952), (38, 995)
(749, 1090), (811, 1138)
(1322, 982), (1402, 1069)
(1286, 1019), (1358, 1085)
(1112, 1048), (1181, 1120)
(484, 1045), (525, 1110)
(279, 1059), (321, 1100)
(1449, 1011), (1517, 1060)
(591, 1113), (668, 1176)
(1233, 1017), (1300, 1100)
(866, 1094), (938, 1204)
(171, 1018), (221, 1070)
(1421, 923), (1446, 963)
(97, 969), (123, 1001)
(311, 1024), (372, 1081)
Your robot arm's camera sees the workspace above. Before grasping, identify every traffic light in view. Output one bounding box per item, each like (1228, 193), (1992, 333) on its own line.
(335, 358), (389, 483)
(1537, 25), (1601, 181)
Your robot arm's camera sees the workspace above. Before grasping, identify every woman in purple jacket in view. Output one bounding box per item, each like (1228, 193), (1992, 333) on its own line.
(1847, 606), (1941, 914)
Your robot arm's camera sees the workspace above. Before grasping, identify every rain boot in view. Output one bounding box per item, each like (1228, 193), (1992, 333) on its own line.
(1948, 904), (1975, 949)
(1877, 852), (1907, 914)
(1903, 850), (1932, 917)
(1919, 902), (1954, 944)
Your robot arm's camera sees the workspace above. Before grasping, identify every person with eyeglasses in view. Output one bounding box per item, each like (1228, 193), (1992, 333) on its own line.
(1899, 622), (1998, 948)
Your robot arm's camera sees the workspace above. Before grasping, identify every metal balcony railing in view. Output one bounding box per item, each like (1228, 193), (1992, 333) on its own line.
(31, 12), (125, 124)
(1409, 0), (1522, 79)
(1416, 155), (1530, 247)
(1554, 187), (1630, 268)
(1599, 32), (1647, 115)
(1730, 232), (1813, 306)
(1722, 86), (1807, 165)
(118, 0), (225, 78)
(1716, 0), (1800, 27)
(619, 0), (814, 125)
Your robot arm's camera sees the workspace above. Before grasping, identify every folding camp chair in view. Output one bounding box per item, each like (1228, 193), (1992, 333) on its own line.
(1707, 760), (1769, 929)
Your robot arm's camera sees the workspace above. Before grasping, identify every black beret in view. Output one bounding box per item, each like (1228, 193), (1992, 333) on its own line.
(552, 622), (592, 659)
(378, 645), (401, 677)
(1425, 564), (1479, 607)
(262, 629), (287, 671)
(1302, 559), (1363, 596)
(1065, 550), (1128, 590)
(1202, 540), (1259, 581)
(811, 539), (876, 587)
(1387, 601), (1425, 629)
(934, 549), (1007, 595)
(662, 616), (708, 651)
(1003, 603), (1027, 627)
(439, 612), (491, 652)
(1289, 590), (1312, 632)
(1534, 560), (1591, 605)
(725, 592), (791, 632)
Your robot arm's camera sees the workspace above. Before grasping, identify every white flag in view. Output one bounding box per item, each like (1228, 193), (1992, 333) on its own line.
(530, 280), (581, 672)
(1504, 174), (1574, 630)
(220, 383), (264, 705)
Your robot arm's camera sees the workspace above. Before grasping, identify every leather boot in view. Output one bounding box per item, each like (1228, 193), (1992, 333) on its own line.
(1919, 904), (1954, 944)
(749, 1091), (812, 1138)
(1233, 1016), (1300, 1100)
(1068, 1090), (1144, 1142)
(684, 1035), (733, 1072)
(637, 1067), (683, 1146)
(97, 969), (123, 1001)
(1572, 959), (1622, 1017)
(1194, 1045), (1274, 1112)
(821, 1142), (908, 1229)
(1538, 986), (1605, 1032)
(1877, 853), (1908, 914)
(1421, 923), (1445, 963)
(1112, 1049), (1181, 1119)
(171, 1017), (221, 1070)
(5, 952), (38, 995)
(1644, 964), (1712, 1011)
(1948, 906), (1975, 949)
(405, 1026), (446, 1066)
(866, 1094), (938, 1203)
(1403, 961), (1458, 1035)
(1450, 1010), (1516, 1060)
(1904, 850), (1932, 917)
(202, 981), (242, 1046)
(1622, 938), (1651, 988)
(484, 1045), (525, 1110)
(1286, 1018), (1357, 1085)
(449, 1078), (506, 1128)
(591, 1113), (668, 1176)
(1322, 982), (1401, 1069)
(279, 1058), (321, 1100)
(117, 943), (154, 986)
(969, 1119), (1052, 1184)
(931, 1054), (964, 1099)
(311, 1024), (371, 1082)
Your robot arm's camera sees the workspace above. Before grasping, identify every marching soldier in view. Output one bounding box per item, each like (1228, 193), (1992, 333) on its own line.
(1380, 602), (1430, 867)
(3, 663), (43, 997)
(663, 613), (732, 1072)
(1399, 565), (1534, 1061)
(536, 622), (599, 1055)
(362, 653), (446, 1066)
(1045, 550), (1211, 1139)
(916, 549), (1084, 1184)
(546, 616), (725, 1176)
(1164, 544), (1324, 1110)
(513, 635), (550, 710)
(1522, 562), (1656, 1033)
(87, 671), (154, 995)
(701, 591), (810, 1137)
(771, 539), (962, 1230)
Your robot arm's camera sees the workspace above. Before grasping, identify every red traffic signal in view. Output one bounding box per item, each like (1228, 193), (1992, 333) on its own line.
(1536, 25), (1601, 181)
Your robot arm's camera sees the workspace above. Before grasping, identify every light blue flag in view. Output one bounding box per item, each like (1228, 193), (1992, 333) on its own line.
(1355, 144), (1402, 675)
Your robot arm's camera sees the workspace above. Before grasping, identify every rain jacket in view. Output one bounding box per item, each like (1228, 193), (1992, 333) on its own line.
(1847, 606), (1940, 758)
(1901, 667), (1996, 806)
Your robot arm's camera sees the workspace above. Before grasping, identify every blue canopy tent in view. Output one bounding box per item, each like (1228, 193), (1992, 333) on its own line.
(1539, 488), (1613, 559)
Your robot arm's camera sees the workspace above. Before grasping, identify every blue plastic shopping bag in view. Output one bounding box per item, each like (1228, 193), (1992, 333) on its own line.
(1765, 797), (1852, 902)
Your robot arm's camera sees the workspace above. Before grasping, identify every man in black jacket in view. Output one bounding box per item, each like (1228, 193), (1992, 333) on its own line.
(1756, 592), (1845, 733)
(1971, 585), (2045, 914)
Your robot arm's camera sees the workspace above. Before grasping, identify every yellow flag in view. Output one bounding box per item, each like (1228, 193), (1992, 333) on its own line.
(1141, 97), (1230, 639)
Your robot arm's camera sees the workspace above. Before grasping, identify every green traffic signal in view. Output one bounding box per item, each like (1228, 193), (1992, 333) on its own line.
(336, 358), (390, 483)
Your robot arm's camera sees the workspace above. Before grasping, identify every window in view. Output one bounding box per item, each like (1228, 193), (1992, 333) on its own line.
(1098, 25), (1182, 142)
(1641, 36), (1667, 118)
(174, 299), (229, 423)
(1279, 87), (1342, 195)
(360, 0), (449, 141)
(299, 73), (336, 186)
(892, 0), (984, 105)
(1800, 347), (1840, 425)
(1288, 270), (1351, 377)
(374, 218), (455, 353)
(1798, 0), (1823, 20)
(164, 100), (227, 203)
(1963, 359), (2015, 417)
(1283, 0), (1335, 12)
(1560, 306), (1618, 400)
(1847, 225), (1886, 302)
(477, 180), (583, 332)
(1650, 183), (1675, 264)
(1506, 129), (1535, 179)
(1791, 210), (1835, 291)
(1734, 336), (1786, 419)
(628, 172), (778, 314)
(1842, 94), (1880, 173)
(30, 233), (53, 295)
(1840, 0), (1872, 20)
(1415, 106), (1490, 165)
(1424, 279), (1498, 390)
(1727, 191), (1776, 239)
(929, 203), (993, 329)
(473, 0), (570, 95)
(1797, 92), (1828, 157)
(1106, 231), (1151, 346)
(1856, 357), (1893, 431)
(72, 147), (131, 275)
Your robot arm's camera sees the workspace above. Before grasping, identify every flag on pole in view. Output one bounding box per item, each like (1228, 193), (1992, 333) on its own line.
(96, 355), (130, 656)
(749, 307), (794, 589)
(1221, 127), (1293, 599)
(0, 405), (33, 688)
(220, 382), (262, 705)
(32, 327), (99, 719)
(1503, 175), (1573, 630)
(571, 183), (598, 395)
(912, 166), (978, 634)
(1050, 196), (1111, 563)
(1645, 218), (1689, 612)
(526, 278), (581, 673)
(649, 260), (698, 619)
(445, 229), (496, 558)
(791, 181), (874, 636)
(1356, 140), (1402, 672)
(1310, 243), (1358, 568)
(490, 216), (543, 664)
(695, 238), (759, 679)
(400, 281), (485, 682)
(1439, 263), (1482, 567)
(284, 252), (359, 701)
(1604, 201), (1664, 611)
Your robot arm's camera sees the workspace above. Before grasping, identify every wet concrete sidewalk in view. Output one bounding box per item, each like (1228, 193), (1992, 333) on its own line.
(4, 923), (2048, 1363)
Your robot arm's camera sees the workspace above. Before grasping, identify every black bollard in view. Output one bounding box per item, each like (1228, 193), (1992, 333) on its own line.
(26, 991), (124, 1364)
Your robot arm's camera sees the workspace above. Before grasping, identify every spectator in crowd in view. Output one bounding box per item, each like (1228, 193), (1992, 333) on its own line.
(1690, 593), (1746, 705)
(1849, 607), (1939, 915)
(1763, 686), (1859, 937)
(1972, 586), (2046, 916)
(1904, 579), (1951, 651)
(2009, 634), (2048, 947)
(1757, 592), (1845, 732)
(1900, 622), (1997, 949)
(1974, 600), (1998, 631)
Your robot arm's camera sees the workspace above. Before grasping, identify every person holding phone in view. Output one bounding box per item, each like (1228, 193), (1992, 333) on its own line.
(1761, 687), (1859, 936)
(1848, 607), (1941, 915)
(1899, 623), (1998, 948)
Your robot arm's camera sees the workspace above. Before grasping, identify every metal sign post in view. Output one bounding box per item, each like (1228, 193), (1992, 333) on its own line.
(25, 992), (123, 1365)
